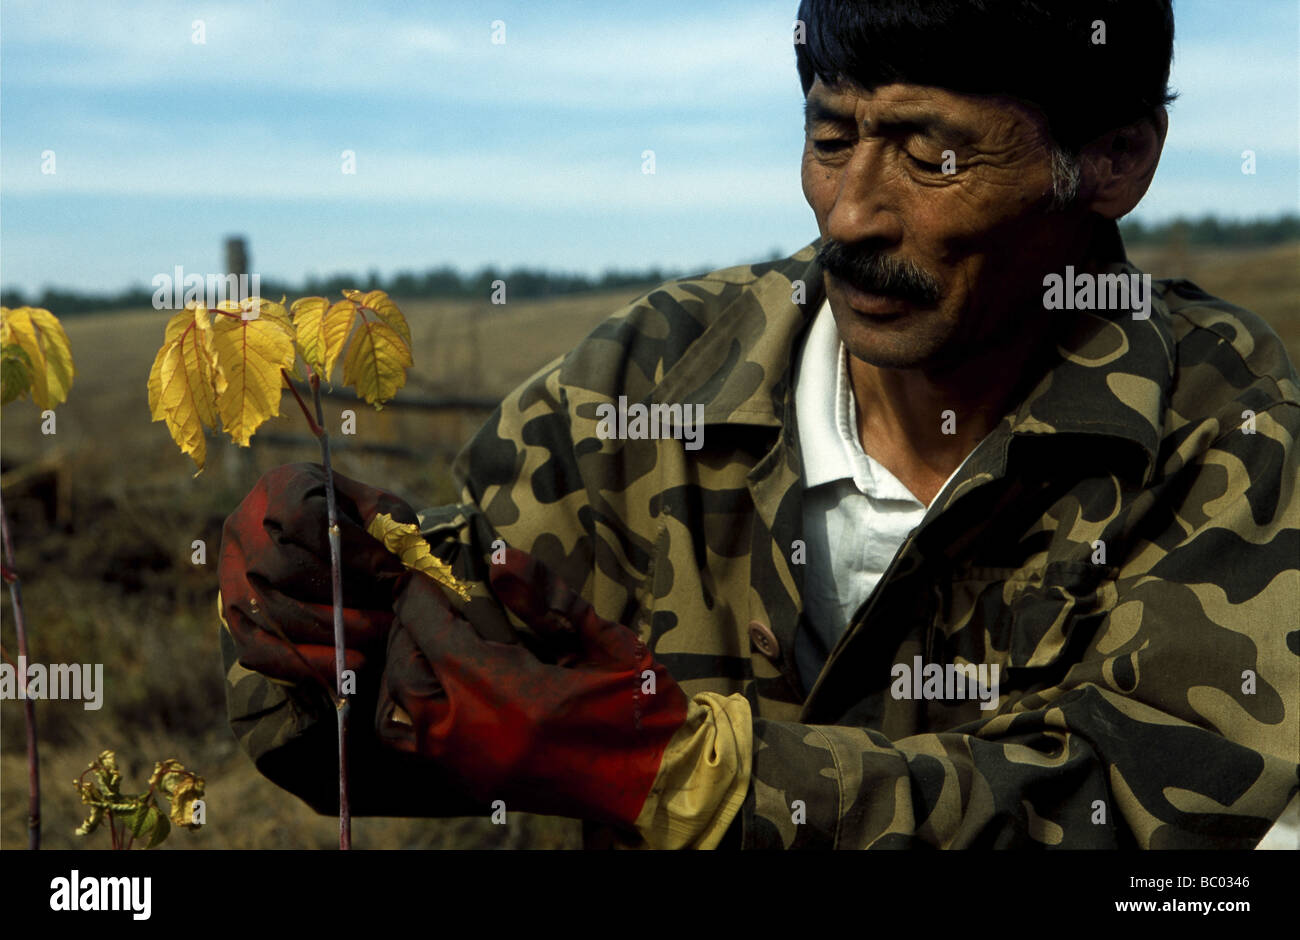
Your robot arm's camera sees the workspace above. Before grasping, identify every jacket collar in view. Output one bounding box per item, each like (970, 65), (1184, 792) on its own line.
(649, 242), (824, 428)
(648, 221), (1173, 489)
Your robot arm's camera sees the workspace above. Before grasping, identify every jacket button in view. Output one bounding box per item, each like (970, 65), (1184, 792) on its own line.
(748, 620), (780, 660)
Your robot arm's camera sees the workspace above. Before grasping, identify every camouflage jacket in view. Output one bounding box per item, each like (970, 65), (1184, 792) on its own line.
(223, 227), (1300, 848)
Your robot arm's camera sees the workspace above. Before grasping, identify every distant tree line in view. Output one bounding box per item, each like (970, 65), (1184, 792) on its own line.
(4, 214), (1297, 317)
(1119, 213), (1300, 247)
(0, 264), (682, 318)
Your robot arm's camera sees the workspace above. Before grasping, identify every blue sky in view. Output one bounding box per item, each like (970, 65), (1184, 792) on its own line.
(1, 0), (1297, 295)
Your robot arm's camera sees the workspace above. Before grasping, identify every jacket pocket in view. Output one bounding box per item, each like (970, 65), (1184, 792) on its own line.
(940, 560), (1117, 671)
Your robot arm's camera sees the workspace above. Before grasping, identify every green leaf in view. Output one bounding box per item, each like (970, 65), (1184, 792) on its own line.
(128, 803), (168, 848)
(1, 343), (34, 405)
(146, 813), (171, 849)
(127, 802), (152, 836)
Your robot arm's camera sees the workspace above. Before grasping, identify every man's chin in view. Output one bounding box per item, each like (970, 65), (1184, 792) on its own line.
(834, 310), (953, 371)
(843, 341), (940, 370)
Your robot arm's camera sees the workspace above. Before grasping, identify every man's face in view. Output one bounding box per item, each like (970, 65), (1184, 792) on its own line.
(801, 78), (1084, 372)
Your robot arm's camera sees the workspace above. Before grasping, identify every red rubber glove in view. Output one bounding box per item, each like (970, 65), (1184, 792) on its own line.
(376, 548), (690, 829)
(218, 462), (417, 690)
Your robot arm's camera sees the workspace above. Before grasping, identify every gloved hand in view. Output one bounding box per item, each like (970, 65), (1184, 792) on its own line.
(218, 461), (418, 690)
(376, 547), (690, 829)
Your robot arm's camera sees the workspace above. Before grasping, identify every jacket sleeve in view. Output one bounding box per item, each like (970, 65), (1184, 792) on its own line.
(737, 401), (1300, 848)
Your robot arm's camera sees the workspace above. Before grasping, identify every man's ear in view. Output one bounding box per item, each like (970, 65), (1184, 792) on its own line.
(1079, 108), (1168, 219)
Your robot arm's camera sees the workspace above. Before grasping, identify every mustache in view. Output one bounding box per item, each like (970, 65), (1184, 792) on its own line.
(815, 240), (941, 306)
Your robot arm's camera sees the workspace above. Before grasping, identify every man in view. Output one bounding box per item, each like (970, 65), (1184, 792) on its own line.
(218, 0), (1299, 848)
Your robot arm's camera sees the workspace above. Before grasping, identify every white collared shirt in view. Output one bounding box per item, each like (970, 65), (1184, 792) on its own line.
(792, 299), (975, 695)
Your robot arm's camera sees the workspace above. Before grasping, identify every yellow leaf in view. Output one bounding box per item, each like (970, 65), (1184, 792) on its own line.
(214, 296), (295, 338)
(148, 305), (207, 424)
(366, 512), (472, 602)
(289, 296), (352, 382)
(210, 305), (296, 447)
(193, 305), (226, 417)
(319, 298), (358, 379)
(3, 310), (45, 406)
(27, 309), (75, 406)
(252, 296), (296, 338)
(168, 775), (204, 829)
(289, 296), (331, 373)
(1, 307), (76, 410)
(148, 306), (225, 473)
(149, 310), (189, 420)
(161, 306), (194, 345)
(354, 290), (412, 349)
(342, 318), (412, 407)
(150, 760), (206, 830)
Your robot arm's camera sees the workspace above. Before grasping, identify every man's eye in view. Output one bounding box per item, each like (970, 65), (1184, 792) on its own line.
(907, 153), (946, 173)
(812, 138), (852, 154)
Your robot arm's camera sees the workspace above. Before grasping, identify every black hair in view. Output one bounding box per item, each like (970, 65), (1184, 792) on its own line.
(794, 0), (1176, 152)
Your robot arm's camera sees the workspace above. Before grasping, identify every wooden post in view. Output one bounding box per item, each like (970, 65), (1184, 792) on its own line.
(225, 237), (249, 287)
(223, 236), (256, 484)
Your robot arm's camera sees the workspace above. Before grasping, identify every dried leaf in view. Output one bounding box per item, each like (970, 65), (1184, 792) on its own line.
(151, 759), (206, 829)
(76, 803), (105, 838)
(75, 750), (125, 839)
(93, 750), (121, 793)
(76, 751), (204, 847)
(169, 776), (205, 829)
(366, 511), (472, 602)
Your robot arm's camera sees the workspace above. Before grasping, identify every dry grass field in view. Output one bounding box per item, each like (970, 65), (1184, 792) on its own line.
(2, 242), (1297, 850)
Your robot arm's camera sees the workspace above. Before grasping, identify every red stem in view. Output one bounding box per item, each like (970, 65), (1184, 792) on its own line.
(305, 369), (351, 850)
(0, 494), (40, 850)
(271, 371), (348, 702)
(281, 367), (324, 436)
(284, 361), (352, 847)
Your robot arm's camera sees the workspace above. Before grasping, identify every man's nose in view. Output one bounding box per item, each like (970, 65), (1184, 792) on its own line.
(825, 142), (903, 248)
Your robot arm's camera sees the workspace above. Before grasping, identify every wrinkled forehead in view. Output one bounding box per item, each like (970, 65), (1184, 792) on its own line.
(804, 77), (1054, 148)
